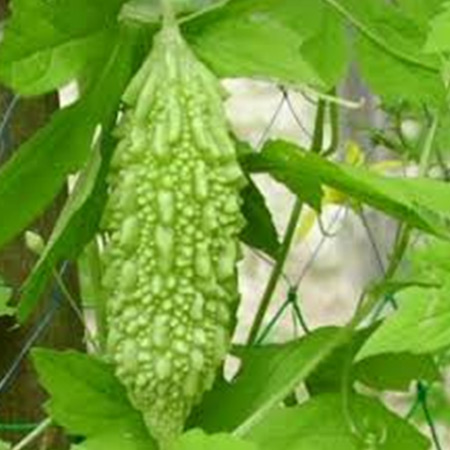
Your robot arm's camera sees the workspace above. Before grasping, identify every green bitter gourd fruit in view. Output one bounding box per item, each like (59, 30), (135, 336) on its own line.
(101, 18), (245, 448)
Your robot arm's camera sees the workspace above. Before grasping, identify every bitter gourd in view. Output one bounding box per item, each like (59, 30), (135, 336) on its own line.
(101, 17), (245, 448)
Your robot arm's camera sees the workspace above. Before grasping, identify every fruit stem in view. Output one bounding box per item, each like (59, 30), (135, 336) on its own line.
(160, 0), (176, 27)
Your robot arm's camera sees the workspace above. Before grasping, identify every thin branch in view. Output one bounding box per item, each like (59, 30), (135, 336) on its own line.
(359, 209), (386, 276)
(417, 382), (443, 450)
(247, 200), (303, 344)
(11, 418), (52, 450)
(293, 205), (346, 288)
(256, 89), (286, 150)
(283, 88), (312, 138)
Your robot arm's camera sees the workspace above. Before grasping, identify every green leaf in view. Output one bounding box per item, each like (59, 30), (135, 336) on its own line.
(356, 35), (445, 105)
(0, 105), (90, 251)
(323, 0), (445, 104)
(245, 394), (429, 449)
(171, 429), (258, 450)
(305, 326), (373, 395)
(0, 0), (124, 95)
(324, 0), (439, 71)
(424, 2), (450, 53)
(0, 440), (11, 450)
(17, 139), (108, 322)
(243, 142), (323, 211)
(240, 178), (280, 259)
(189, 327), (350, 434)
(357, 285), (450, 361)
(244, 140), (450, 239)
(354, 353), (440, 392)
(0, 25), (141, 257)
(16, 26), (146, 322)
(0, 277), (14, 317)
(32, 348), (155, 448)
(300, 5), (349, 88)
(305, 324), (439, 394)
(184, 0), (327, 89)
(409, 237), (450, 284)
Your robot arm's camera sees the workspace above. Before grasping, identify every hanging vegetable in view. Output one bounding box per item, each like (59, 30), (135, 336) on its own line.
(101, 8), (245, 448)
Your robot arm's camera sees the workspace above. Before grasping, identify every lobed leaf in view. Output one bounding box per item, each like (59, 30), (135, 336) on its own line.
(188, 327), (349, 434)
(32, 348), (156, 448)
(244, 140), (450, 240)
(306, 325), (439, 394)
(324, 0), (445, 104)
(245, 393), (429, 449)
(0, 0), (125, 95)
(357, 285), (450, 361)
(185, 0), (335, 89)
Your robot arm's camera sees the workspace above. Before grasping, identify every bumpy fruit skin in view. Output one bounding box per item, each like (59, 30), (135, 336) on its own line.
(101, 23), (245, 448)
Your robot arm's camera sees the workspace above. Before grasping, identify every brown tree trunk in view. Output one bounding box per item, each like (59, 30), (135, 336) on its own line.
(0, 2), (85, 448)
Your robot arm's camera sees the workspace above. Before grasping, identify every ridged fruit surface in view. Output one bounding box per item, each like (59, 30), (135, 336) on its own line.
(101, 22), (245, 448)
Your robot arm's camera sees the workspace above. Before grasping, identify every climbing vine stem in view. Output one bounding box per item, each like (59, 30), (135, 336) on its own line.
(247, 94), (327, 345)
(369, 110), (441, 324)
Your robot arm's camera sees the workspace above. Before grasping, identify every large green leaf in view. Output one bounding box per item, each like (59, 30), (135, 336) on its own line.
(245, 394), (429, 449)
(185, 0), (330, 89)
(354, 353), (440, 392)
(244, 140), (450, 239)
(357, 285), (450, 361)
(0, 25), (141, 255)
(0, 0), (125, 95)
(323, 0), (439, 71)
(32, 348), (156, 448)
(189, 327), (351, 435)
(1, 0), (349, 93)
(356, 35), (445, 105)
(0, 103), (91, 250)
(305, 326), (373, 395)
(243, 142), (323, 211)
(306, 325), (439, 394)
(172, 429), (258, 450)
(299, 5), (349, 88)
(16, 26), (145, 322)
(127, 0), (349, 87)
(323, 0), (445, 104)
(17, 137), (110, 322)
